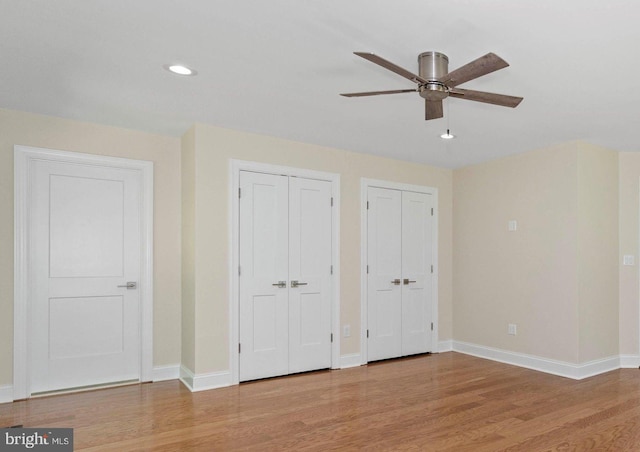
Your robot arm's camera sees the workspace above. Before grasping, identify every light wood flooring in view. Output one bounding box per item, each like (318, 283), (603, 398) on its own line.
(3, 352), (640, 450)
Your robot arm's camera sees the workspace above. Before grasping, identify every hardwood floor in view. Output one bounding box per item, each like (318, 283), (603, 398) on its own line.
(3, 352), (640, 450)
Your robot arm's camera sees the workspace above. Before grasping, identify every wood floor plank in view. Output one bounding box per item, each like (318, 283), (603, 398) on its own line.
(3, 352), (640, 450)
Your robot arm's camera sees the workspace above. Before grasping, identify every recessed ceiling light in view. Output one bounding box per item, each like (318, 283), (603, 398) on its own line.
(164, 64), (197, 76)
(440, 129), (455, 140)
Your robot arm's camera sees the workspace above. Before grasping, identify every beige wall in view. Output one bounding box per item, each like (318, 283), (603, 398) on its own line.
(619, 152), (640, 356)
(577, 144), (618, 362)
(181, 127), (196, 372)
(183, 123), (453, 374)
(454, 141), (619, 364)
(454, 142), (580, 362)
(0, 108), (182, 387)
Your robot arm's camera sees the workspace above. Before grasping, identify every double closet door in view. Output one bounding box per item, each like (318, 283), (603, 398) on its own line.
(239, 171), (332, 381)
(367, 187), (434, 362)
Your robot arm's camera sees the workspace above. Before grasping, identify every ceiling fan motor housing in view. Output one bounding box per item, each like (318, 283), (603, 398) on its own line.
(418, 51), (449, 100)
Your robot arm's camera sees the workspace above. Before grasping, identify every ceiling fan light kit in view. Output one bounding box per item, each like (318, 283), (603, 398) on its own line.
(440, 129), (455, 140)
(164, 64), (197, 76)
(341, 50), (523, 121)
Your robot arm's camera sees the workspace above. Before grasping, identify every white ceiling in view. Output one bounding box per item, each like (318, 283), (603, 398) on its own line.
(3, 0), (640, 168)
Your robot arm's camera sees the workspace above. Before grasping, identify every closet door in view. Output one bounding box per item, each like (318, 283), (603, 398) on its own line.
(367, 187), (434, 362)
(401, 191), (433, 356)
(288, 177), (332, 373)
(367, 187), (402, 361)
(239, 171), (289, 381)
(239, 171), (333, 381)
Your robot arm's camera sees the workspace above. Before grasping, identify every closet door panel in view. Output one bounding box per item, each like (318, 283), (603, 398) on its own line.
(401, 191), (433, 356)
(367, 187), (402, 361)
(239, 171), (289, 381)
(289, 177), (332, 373)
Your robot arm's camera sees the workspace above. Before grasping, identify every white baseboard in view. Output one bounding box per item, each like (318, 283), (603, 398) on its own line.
(453, 341), (620, 380)
(620, 354), (640, 368)
(179, 365), (233, 392)
(339, 353), (362, 369)
(438, 340), (453, 353)
(0, 385), (13, 404)
(153, 364), (180, 382)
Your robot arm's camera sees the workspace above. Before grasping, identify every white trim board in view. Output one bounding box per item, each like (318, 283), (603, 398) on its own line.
(339, 354), (362, 369)
(13, 145), (154, 400)
(360, 178), (439, 365)
(153, 365), (181, 382)
(453, 341), (620, 380)
(0, 385), (12, 405)
(620, 355), (640, 369)
(229, 159), (341, 385)
(438, 340), (453, 353)
(179, 366), (233, 392)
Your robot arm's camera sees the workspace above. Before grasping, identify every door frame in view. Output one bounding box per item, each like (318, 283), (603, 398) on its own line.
(14, 145), (154, 400)
(360, 178), (439, 364)
(229, 159), (340, 385)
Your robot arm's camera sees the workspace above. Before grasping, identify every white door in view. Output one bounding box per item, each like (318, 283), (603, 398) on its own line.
(367, 187), (433, 361)
(239, 171), (332, 381)
(238, 172), (289, 381)
(367, 187), (402, 361)
(30, 160), (142, 393)
(401, 191), (433, 355)
(288, 177), (332, 374)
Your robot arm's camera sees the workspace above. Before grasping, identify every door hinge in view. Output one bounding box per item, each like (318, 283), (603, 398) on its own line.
(239, 343), (241, 353)
(431, 207), (434, 216)
(239, 266), (241, 276)
(431, 265), (433, 274)
(330, 265), (333, 275)
(239, 187), (241, 199)
(366, 265), (369, 274)
(367, 200), (369, 210)
(331, 197), (334, 207)
(431, 322), (434, 331)
(367, 329), (369, 338)
(331, 333), (333, 343)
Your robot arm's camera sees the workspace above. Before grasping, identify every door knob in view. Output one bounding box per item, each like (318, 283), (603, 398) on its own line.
(391, 279), (401, 285)
(291, 280), (308, 288)
(403, 279), (416, 285)
(117, 281), (137, 289)
(272, 281), (287, 288)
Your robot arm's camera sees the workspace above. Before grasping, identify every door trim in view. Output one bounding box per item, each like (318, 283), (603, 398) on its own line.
(13, 145), (154, 400)
(360, 178), (439, 364)
(229, 160), (340, 385)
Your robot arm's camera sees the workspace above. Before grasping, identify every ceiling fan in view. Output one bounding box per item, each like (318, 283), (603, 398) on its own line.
(341, 51), (523, 120)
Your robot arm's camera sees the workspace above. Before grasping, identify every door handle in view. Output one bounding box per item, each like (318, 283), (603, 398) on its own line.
(403, 279), (416, 285)
(291, 280), (308, 288)
(391, 279), (401, 285)
(117, 281), (137, 289)
(272, 281), (287, 288)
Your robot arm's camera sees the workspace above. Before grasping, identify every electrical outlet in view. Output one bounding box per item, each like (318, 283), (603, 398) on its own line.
(343, 324), (351, 338)
(508, 324), (517, 335)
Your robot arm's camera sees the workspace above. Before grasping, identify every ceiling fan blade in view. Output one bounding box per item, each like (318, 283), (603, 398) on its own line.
(449, 88), (523, 107)
(340, 88), (417, 97)
(425, 100), (443, 120)
(440, 53), (509, 87)
(354, 52), (428, 84)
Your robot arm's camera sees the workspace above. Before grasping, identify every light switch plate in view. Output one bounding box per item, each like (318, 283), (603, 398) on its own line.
(508, 220), (517, 232)
(624, 255), (635, 266)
